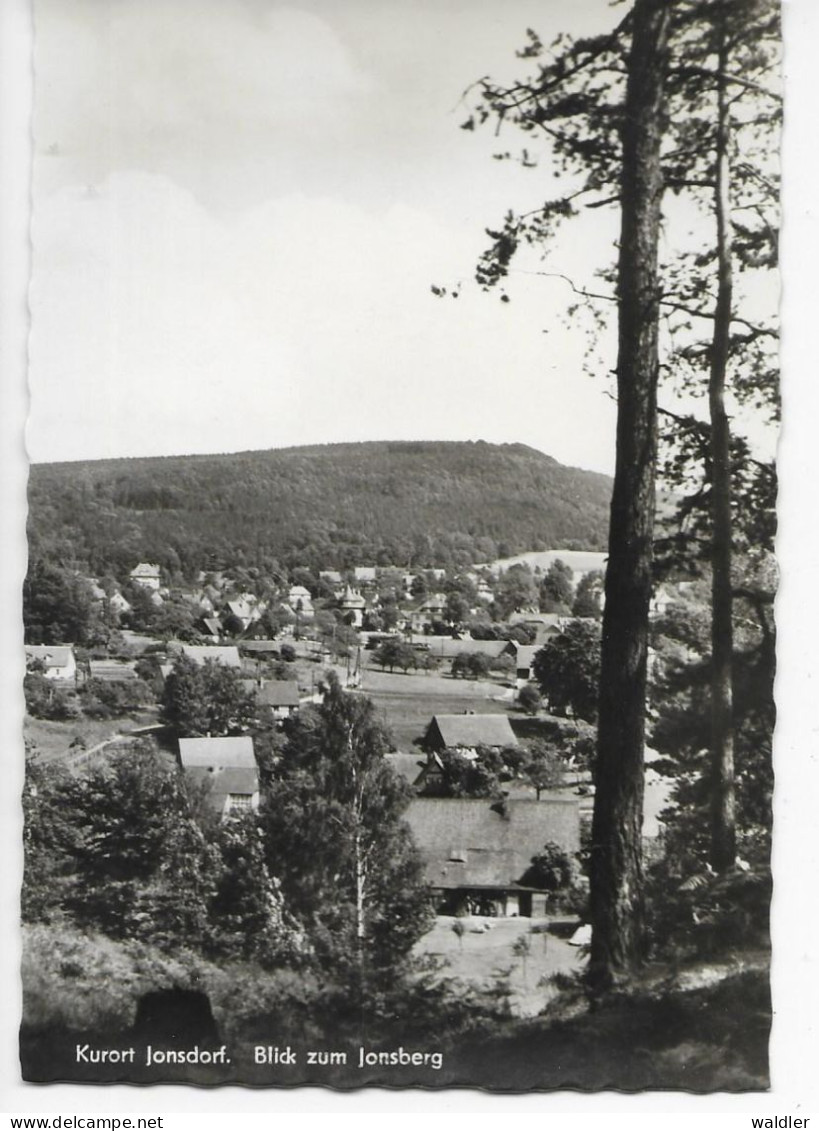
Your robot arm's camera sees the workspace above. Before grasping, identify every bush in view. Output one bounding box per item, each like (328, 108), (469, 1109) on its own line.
(520, 841), (574, 893)
(79, 677), (154, 719)
(23, 675), (81, 721)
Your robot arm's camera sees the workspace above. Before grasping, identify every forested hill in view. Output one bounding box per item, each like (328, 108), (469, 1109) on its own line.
(27, 441), (612, 578)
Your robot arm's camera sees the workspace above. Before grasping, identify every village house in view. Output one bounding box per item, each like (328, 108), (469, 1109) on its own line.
(178, 735), (259, 819)
(129, 562), (162, 591)
(87, 659), (138, 683)
(410, 592), (447, 633)
(650, 584), (675, 618)
(353, 566), (377, 585)
(24, 644), (77, 683)
(507, 642), (543, 685)
(405, 796), (580, 917)
(508, 611), (568, 644)
(222, 594), (265, 633)
(286, 585), (314, 618)
(239, 640), (282, 658)
(257, 680), (301, 721)
(339, 586), (366, 628)
(200, 617), (223, 640)
(107, 591), (132, 618)
(422, 713), (518, 756)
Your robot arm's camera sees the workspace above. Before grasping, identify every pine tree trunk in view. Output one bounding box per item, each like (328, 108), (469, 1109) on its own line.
(709, 7), (737, 874)
(589, 0), (673, 990)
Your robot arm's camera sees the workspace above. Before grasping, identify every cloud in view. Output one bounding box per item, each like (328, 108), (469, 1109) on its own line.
(28, 169), (618, 470)
(35, 0), (375, 209)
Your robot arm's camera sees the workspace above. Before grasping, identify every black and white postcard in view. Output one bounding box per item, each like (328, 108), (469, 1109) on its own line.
(12, 0), (809, 1101)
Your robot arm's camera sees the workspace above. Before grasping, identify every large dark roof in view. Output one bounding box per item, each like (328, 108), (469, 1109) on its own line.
(426, 714), (518, 750)
(406, 797), (580, 890)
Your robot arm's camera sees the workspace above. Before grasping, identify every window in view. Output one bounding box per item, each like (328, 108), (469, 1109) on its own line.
(227, 793), (253, 812)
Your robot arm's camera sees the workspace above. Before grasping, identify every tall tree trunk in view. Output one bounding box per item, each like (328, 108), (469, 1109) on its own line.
(589, 0), (673, 991)
(709, 5), (737, 873)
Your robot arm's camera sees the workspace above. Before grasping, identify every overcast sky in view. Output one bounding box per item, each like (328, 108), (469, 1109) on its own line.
(27, 0), (776, 475)
(27, 0), (632, 472)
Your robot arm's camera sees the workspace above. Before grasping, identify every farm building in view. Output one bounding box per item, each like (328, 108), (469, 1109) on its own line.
(406, 796), (580, 917)
(423, 713), (518, 755)
(239, 640), (282, 656)
(178, 735), (259, 819)
(509, 643), (542, 684)
(258, 680), (301, 720)
(24, 645), (77, 683)
(410, 593), (447, 632)
(87, 659), (138, 683)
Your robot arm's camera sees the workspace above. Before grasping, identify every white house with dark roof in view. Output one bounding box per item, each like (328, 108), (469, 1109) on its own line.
(25, 645), (77, 683)
(286, 585), (314, 617)
(258, 680), (301, 720)
(339, 586), (366, 628)
(130, 562), (162, 591)
(410, 593), (447, 633)
(178, 735), (259, 818)
(108, 591), (132, 617)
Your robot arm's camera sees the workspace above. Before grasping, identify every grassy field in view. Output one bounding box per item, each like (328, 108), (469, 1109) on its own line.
(24, 708), (160, 764)
(415, 915), (584, 1018)
(353, 668), (515, 750)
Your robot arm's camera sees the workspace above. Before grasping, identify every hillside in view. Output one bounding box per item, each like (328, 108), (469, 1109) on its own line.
(27, 441), (612, 579)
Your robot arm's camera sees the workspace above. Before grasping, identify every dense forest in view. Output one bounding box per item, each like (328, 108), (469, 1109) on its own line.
(27, 441), (611, 579)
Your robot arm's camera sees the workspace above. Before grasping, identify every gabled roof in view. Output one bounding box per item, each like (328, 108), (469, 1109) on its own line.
(183, 763), (259, 811)
(225, 599), (254, 620)
(426, 714), (518, 750)
(25, 645), (74, 669)
(239, 639), (281, 653)
(180, 645), (242, 669)
(406, 797), (580, 889)
(419, 592), (447, 611)
(88, 660), (138, 682)
(131, 562), (161, 577)
(178, 735), (256, 768)
(258, 681), (301, 707)
(508, 613), (567, 640)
